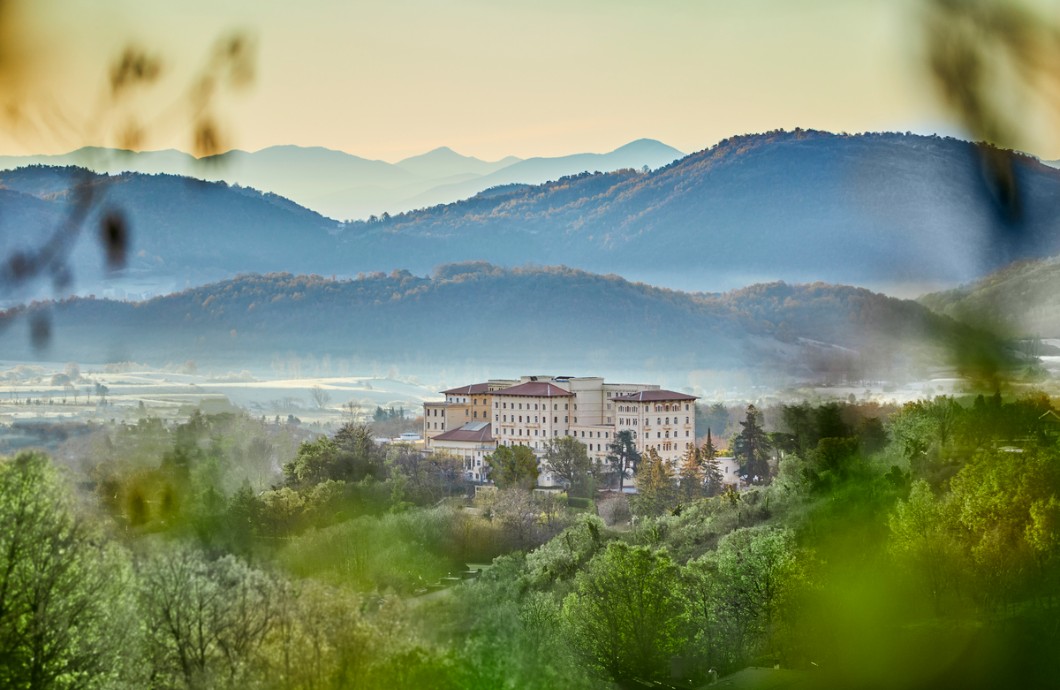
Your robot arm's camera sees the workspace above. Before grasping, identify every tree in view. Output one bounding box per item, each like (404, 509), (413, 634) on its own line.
(140, 548), (280, 689)
(605, 430), (641, 491)
(733, 405), (772, 484)
(0, 452), (135, 689)
(562, 542), (686, 684)
(334, 422), (385, 481)
(687, 526), (805, 668)
(888, 479), (964, 613)
(634, 448), (675, 516)
(677, 444), (704, 501)
(283, 435), (339, 486)
(309, 385), (331, 410)
(485, 445), (539, 490)
(543, 437), (592, 495)
(701, 429), (724, 496)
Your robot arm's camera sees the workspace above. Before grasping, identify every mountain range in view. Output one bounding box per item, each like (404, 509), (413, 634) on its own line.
(0, 264), (1014, 390)
(2, 130), (1060, 304)
(0, 139), (684, 220)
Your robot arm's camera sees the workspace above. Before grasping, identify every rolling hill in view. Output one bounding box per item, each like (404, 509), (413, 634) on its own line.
(919, 256), (1060, 337)
(3, 130), (1060, 304)
(0, 264), (1014, 389)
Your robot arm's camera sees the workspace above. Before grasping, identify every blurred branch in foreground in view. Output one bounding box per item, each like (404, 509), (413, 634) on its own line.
(0, 0), (255, 350)
(923, 0), (1060, 225)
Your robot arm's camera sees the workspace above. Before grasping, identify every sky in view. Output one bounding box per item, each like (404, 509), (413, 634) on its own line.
(0, 0), (1055, 162)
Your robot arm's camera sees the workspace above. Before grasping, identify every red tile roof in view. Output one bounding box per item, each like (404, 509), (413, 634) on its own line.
(494, 381), (574, 397)
(432, 422), (494, 443)
(612, 390), (698, 402)
(441, 382), (491, 396)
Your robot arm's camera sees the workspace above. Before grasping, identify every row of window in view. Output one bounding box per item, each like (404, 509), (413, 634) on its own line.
(496, 414), (569, 424)
(615, 403), (692, 414)
(574, 429), (610, 439)
(651, 430), (691, 439)
(495, 401), (574, 411)
(646, 441), (695, 453)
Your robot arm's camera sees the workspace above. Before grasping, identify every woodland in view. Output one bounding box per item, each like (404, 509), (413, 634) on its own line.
(2, 392), (1058, 688)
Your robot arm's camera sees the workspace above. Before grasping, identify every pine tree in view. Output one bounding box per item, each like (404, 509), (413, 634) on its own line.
(701, 428), (724, 496)
(606, 430), (641, 491)
(635, 448), (675, 515)
(734, 405), (772, 484)
(677, 445), (704, 501)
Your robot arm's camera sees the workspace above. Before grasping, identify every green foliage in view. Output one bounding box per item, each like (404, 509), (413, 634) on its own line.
(5, 393), (1060, 688)
(543, 436), (592, 495)
(279, 507), (472, 593)
(562, 543), (686, 684)
(605, 429), (640, 490)
(447, 559), (599, 690)
(633, 448), (676, 517)
(139, 547), (280, 688)
(285, 423), (384, 488)
(678, 445), (706, 501)
(733, 404), (771, 483)
(888, 479), (965, 613)
(0, 452), (137, 689)
(948, 447), (1060, 604)
(485, 445), (539, 490)
(525, 514), (606, 587)
(284, 435), (340, 486)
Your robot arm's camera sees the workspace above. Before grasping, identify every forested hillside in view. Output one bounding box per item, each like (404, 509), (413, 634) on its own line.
(920, 255), (1060, 337)
(5, 131), (1060, 303)
(3, 391), (1057, 688)
(1, 264), (1015, 385)
(341, 130), (1060, 289)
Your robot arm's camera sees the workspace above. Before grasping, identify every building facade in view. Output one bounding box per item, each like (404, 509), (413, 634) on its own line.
(423, 379), (516, 443)
(425, 374), (698, 486)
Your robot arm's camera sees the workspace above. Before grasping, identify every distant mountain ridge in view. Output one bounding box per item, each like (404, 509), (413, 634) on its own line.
(3, 130), (1060, 304)
(0, 264), (1008, 389)
(0, 139), (684, 220)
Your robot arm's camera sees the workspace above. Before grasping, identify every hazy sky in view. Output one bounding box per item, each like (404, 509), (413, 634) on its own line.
(1, 0), (1054, 161)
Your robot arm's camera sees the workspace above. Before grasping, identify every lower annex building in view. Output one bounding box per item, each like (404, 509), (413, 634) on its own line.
(423, 375), (697, 486)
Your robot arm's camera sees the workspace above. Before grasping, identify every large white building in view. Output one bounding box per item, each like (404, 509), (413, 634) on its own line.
(425, 374), (698, 486)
